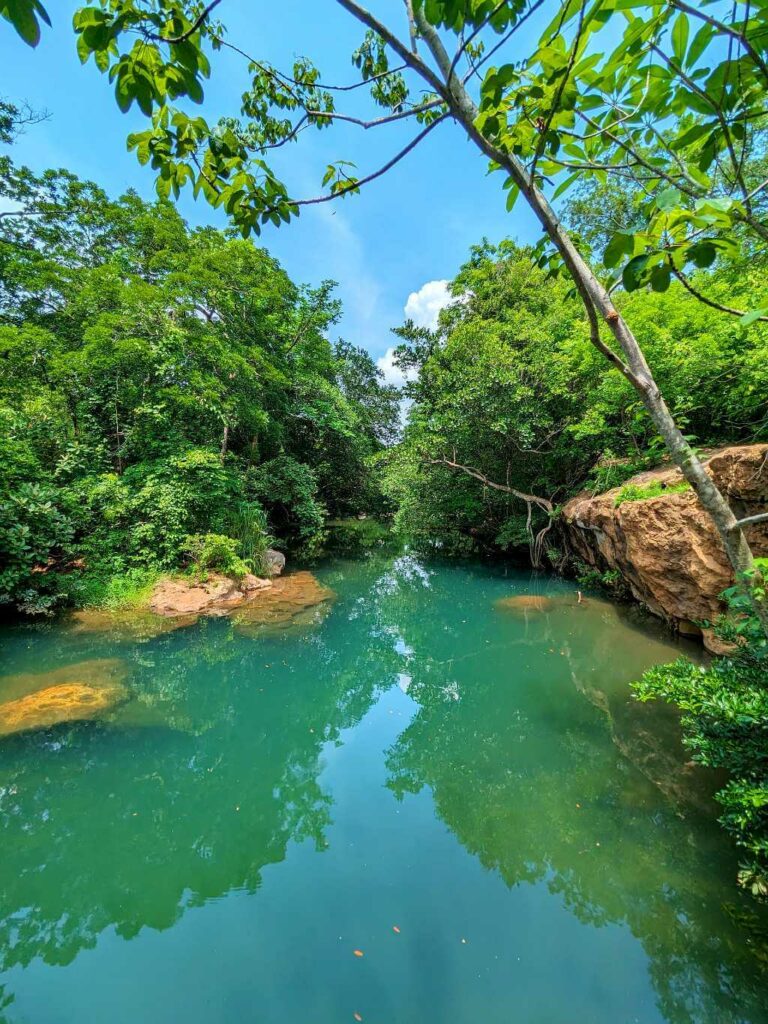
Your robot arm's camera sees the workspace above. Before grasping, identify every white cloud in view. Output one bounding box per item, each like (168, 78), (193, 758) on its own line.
(376, 346), (416, 388)
(404, 279), (453, 330)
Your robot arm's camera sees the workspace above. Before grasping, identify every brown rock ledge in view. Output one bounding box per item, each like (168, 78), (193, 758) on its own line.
(562, 444), (768, 648)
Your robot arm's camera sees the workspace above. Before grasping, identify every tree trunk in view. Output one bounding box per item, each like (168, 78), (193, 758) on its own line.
(415, 11), (768, 635)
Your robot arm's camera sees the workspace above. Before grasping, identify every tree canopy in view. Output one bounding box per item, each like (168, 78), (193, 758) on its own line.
(0, 156), (399, 613)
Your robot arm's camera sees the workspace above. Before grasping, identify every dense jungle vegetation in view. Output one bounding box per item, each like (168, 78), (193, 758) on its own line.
(383, 204), (768, 559)
(0, 147), (399, 615)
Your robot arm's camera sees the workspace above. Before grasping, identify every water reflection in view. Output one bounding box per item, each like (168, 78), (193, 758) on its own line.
(0, 555), (765, 1024)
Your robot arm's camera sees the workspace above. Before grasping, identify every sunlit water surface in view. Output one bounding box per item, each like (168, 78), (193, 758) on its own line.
(0, 555), (766, 1024)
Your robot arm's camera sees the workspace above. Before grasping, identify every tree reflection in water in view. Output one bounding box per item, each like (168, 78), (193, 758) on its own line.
(0, 555), (766, 1024)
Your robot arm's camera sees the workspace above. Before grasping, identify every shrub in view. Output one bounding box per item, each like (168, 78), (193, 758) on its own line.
(183, 533), (250, 580)
(633, 562), (768, 900)
(614, 479), (690, 507)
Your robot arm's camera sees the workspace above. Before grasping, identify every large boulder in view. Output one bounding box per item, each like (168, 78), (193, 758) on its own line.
(264, 549), (286, 577)
(561, 444), (768, 647)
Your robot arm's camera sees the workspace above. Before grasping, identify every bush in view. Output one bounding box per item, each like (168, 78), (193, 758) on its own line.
(633, 563), (768, 900)
(183, 533), (250, 580)
(0, 481), (79, 614)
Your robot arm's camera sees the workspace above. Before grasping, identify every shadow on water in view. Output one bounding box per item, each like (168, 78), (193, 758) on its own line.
(0, 553), (765, 1023)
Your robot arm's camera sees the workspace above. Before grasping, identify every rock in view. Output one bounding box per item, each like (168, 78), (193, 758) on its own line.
(701, 628), (740, 657)
(562, 444), (768, 632)
(495, 594), (554, 613)
(242, 573), (273, 593)
(233, 571), (335, 633)
(264, 549), (286, 577)
(147, 573), (271, 619)
(0, 658), (128, 704)
(68, 608), (195, 638)
(149, 574), (245, 617)
(0, 682), (128, 738)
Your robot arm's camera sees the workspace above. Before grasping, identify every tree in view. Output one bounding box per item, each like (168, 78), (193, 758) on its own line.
(0, 157), (399, 610)
(6, 0), (768, 627)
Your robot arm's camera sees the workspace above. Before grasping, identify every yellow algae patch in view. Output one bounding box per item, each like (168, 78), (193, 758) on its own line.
(495, 594), (554, 613)
(233, 571), (335, 634)
(0, 682), (128, 738)
(0, 658), (128, 704)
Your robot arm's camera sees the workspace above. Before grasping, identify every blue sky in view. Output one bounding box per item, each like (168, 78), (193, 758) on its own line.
(2, 1), (544, 377)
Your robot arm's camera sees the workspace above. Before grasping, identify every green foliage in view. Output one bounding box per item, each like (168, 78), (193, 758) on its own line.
(248, 455), (327, 559)
(0, 159), (398, 613)
(635, 647), (768, 900)
(635, 567), (768, 900)
(183, 533), (249, 580)
(383, 238), (767, 556)
(614, 480), (691, 507)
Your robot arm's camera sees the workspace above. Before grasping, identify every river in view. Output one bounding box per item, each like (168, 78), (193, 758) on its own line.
(0, 554), (766, 1023)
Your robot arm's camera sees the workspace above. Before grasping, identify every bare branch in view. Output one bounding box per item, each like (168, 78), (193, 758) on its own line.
(146, 0), (223, 43)
(305, 97), (442, 130)
(428, 456), (553, 511)
(731, 512), (768, 530)
(286, 113), (449, 210)
(671, 266), (768, 322)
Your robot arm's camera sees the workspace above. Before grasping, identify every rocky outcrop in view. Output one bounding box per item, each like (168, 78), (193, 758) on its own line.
(149, 573), (272, 618)
(562, 444), (768, 647)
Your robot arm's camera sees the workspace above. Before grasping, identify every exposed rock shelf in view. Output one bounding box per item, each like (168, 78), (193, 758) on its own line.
(562, 444), (768, 649)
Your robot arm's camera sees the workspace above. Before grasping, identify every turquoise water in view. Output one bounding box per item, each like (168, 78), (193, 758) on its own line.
(0, 555), (766, 1023)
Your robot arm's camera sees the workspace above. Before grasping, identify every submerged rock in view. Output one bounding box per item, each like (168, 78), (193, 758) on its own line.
(495, 594), (554, 613)
(0, 658), (128, 704)
(561, 444), (768, 647)
(233, 571), (335, 633)
(68, 607), (195, 639)
(0, 682), (128, 737)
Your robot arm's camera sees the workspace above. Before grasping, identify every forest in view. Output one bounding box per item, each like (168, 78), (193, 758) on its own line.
(1, 3), (768, 1014)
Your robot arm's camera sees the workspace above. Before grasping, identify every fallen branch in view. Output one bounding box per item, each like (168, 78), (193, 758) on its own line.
(427, 455), (554, 567)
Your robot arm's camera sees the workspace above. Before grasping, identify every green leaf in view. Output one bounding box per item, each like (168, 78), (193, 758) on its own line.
(603, 232), (634, 269)
(622, 253), (649, 291)
(686, 240), (717, 268)
(3, 0), (44, 46)
(671, 13), (689, 65)
(649, 264), (671, 292)
(739, 308), (768, 327)
(655, 186), (681, 212)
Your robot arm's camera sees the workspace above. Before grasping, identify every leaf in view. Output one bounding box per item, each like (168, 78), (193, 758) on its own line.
(671, 13), (689, 65)
(622, 253), (649, 291)
(686, 22), (714, 68)
(739, 308), (768, 327)
(3, 0), (43, 46)
(603, 232), (634, 269)
(686, 240), (717, 268)
(655, 186), (681, 212)
(649, 264), (671, 292)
